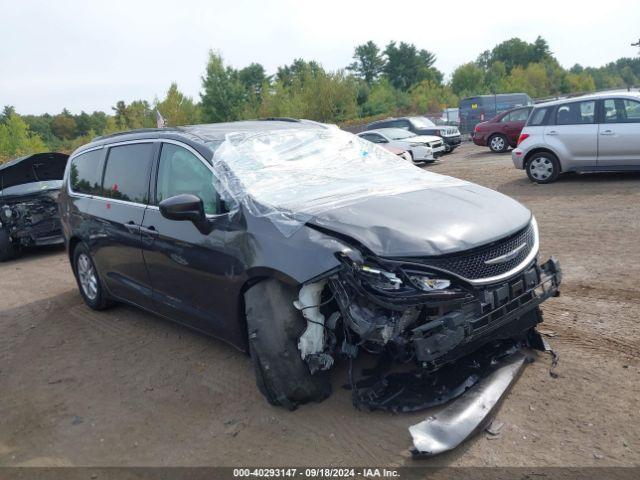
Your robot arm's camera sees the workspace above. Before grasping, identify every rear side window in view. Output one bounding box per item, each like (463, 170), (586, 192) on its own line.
(528, 108), (548, 126)
(604, 98), (640, 123)
(70, 149), (102, 195)
(509, 108), (530, 122)
(556, 101), (595, 125)
(102, 143), (153, 204)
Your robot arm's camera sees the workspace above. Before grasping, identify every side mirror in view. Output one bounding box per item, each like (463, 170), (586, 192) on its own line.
(379, 138), (389, 143)
(159, 194), (212, 234)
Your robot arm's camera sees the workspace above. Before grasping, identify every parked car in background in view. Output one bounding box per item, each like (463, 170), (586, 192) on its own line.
(460, 93), (532, 134)
(473, 106), (533, 152)
(0, 152), (69, 261)
(357, 128), (444, 162)
(379, 144), (413, 162)
(366, 116), (461, 153)
(513, 92), (640, 183)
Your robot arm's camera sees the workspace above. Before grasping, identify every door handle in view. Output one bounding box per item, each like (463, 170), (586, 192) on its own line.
(547, 130), (558, 135)
(124, 221), (140, 233)
(600, 130), (614, 135)
(140, 225), (159, 237)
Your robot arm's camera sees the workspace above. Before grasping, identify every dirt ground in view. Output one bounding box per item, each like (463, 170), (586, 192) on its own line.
(1, 143), (638, 467)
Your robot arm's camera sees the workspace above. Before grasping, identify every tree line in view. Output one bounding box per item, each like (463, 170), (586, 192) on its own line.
(1, 36), (638, 162)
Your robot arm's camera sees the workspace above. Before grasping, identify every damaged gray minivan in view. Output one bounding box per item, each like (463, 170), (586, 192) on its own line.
(60, 120), (561, 421)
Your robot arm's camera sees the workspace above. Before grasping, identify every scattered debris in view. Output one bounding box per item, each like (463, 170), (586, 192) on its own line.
(485, 421), (504, 436)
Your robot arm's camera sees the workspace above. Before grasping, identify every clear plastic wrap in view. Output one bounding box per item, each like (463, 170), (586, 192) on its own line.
(209, 125), (468, 236)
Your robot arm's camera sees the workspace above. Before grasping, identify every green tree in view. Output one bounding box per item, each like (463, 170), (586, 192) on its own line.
(383, 42), (441, 91)
(347, 41), (385, 85)
(50, 109), (77, 140)
(451, 62), (486, 96)
(156, 83), (200, 126)
(276, 59), (322, 87)
(0, 113), (47, 162)
(200, 51), (246, 122)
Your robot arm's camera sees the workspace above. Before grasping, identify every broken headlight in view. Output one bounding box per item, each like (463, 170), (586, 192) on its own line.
(358, 265), (403, 291)
(357, 264), (452, 294)
(410, 275), (451, 291)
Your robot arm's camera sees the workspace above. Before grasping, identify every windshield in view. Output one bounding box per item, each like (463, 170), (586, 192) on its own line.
(381, 128), (416, 140)
(0, 180), (62, 197)
(209, 126), (467, 236)
(410, 117), (436, 128)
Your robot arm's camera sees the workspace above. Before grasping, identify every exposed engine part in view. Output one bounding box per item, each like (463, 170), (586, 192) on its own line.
(294, 280), (334, 373)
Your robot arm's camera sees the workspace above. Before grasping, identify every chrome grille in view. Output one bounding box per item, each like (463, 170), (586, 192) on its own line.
(419, 222), (536, 281)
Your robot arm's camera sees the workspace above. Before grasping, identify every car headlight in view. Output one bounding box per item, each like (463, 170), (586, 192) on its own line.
(357, 264), (452, 293)
(359, 265), (403, 291)
(410, 275), (451, 291)
(409, 142), (425, 147)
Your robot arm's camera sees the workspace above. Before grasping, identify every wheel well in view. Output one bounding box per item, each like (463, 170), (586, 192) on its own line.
(523, 148), (561, 172)
(68, 236), (81, 263)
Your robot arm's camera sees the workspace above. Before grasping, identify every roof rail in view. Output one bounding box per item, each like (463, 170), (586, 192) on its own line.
(257, 117), (301, 123)
(92, 127), (181, 142)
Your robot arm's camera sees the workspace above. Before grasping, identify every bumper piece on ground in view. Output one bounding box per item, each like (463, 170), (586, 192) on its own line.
(409, 348), (531, 457)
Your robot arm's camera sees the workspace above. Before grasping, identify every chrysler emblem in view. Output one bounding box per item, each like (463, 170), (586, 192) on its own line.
(484, 243), (527, 265)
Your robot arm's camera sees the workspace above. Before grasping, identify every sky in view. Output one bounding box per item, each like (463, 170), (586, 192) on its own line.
(1, 0), (639, 115)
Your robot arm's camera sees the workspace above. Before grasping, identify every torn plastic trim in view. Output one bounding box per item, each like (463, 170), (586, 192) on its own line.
(409, 348), (532, 457)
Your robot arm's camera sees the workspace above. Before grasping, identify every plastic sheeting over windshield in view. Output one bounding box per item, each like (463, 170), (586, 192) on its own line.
(210, 125), (467, 236)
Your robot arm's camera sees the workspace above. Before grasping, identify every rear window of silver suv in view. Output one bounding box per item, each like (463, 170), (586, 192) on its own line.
(528, 107), (549, 126)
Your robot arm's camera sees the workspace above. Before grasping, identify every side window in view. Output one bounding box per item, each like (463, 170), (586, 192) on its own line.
(156, 143), (218, 215)
(510, 109), (530, 122)
(619, 99), (640, 123)
(70, 149), (102, 195)
(603, 99), (619, 123)
(528, 108), (548, 126)
(102, 143), (153, 203)
(556, 101), (595, 125)
(500, 112), (511, 122)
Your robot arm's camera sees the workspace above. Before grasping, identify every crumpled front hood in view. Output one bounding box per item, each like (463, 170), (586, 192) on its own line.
(309, 183), (532, 257)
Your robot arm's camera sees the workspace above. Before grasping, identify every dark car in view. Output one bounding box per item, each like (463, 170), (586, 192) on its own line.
(0, 152), (69, 261)
(472, 106), (533, 153)
(59, 120), (560, 427)
(366, 116), (462, 153)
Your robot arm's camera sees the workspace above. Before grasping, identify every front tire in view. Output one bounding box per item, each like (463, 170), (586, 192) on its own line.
(488, 134), (509, 153)
(0, 231), (17, 262)
(72, 243), (112, 310)
(526, 152), (560, 184)
(245, 279), (331, 409)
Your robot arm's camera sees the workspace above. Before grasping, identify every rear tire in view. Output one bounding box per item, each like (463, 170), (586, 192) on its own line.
(488, 134), (509, 153)
(72, 243), (112, 310)
(245, 279), (331, 409)
(526, 152), (560, 184)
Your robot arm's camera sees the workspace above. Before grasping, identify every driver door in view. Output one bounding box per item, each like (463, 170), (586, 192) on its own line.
(141, 141), (245, 338)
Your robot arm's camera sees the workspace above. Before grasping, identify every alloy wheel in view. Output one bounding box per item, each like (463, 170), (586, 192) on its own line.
(77, 253), (98, 301)
(490, 136), (506, 152)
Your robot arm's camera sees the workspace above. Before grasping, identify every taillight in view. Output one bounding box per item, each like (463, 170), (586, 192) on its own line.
(474, 125), (480, 133)
(517, 133), (530, 146)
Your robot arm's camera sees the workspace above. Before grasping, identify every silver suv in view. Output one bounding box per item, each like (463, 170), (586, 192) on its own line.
(512, 92), (640, 183)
